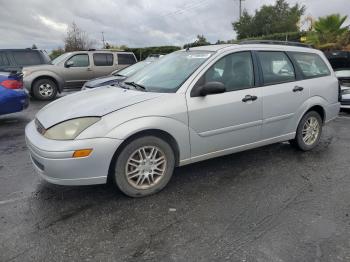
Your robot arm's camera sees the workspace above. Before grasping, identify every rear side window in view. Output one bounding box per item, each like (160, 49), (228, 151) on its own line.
(67, 54), (89, 67)
(258, 51), (295, 85)
(290, 52), (330, 78)
(12, 51), (42, 66)
(0, 52), (9, 66)
(93, 53), (113, 66)
(117, 54), (136, 65)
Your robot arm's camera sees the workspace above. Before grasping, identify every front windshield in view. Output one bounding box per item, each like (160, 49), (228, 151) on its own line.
(51, 52), (71, 65)
(112, 61), (150, 77)
(124, 51), (213, 93)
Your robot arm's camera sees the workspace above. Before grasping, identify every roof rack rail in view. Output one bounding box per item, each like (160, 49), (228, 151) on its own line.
(239, 40), (313, 48)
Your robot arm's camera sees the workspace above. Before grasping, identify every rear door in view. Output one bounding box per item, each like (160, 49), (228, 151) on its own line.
(257, 51), (309, 139)
(62, 53), (94, 88)
(92, 53), (115, 78)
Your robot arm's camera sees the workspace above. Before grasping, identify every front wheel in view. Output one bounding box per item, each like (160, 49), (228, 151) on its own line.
(114, 136), (175, 197)
(32, 78), (58, 100)
(290, 111), (323, 151)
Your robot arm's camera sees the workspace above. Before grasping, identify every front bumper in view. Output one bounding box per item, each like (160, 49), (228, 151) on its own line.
(25, 120), (123, 185)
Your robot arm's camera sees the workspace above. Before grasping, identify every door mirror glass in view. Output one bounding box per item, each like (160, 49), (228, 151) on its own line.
(198, 82), (226, 96)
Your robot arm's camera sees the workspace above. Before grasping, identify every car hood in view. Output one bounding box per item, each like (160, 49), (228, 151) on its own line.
(36, 86), (164, 128)
(85, 75), (125, 87)
(23, 64), (57, 72)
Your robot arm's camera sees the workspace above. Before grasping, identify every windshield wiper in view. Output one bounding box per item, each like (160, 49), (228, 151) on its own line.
(124, 81), (147, 91)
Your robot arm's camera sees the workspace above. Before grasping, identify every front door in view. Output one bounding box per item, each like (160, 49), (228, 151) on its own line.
(186, 51), (262, 158)
(63, 53), (94, 88)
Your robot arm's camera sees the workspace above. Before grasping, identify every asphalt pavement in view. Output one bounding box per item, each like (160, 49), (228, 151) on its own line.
(1, 96), (350, 262)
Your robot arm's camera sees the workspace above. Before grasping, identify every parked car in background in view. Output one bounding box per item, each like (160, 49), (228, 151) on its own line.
(82, 60), (156, 90)
(0, 49), (51, 71)
(146, 54), (164, 59)
(23, 51), (137, 100)
(325, 51), (350, 109)
(0, 69), (28, 115)
(25, 43), (340, 197)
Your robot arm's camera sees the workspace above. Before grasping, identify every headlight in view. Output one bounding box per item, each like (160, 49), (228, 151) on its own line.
(22, 70), (32, 78)
(44, 117), (100, 140)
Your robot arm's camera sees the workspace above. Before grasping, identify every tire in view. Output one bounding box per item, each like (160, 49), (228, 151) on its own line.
(114, 136), (175, 197)
(290, 111), (323, 151)
(32, 78), (58, 100)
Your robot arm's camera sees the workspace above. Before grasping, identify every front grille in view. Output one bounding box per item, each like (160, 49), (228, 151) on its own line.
(341, 100), (350, 105)
(35, 119), (46, 135)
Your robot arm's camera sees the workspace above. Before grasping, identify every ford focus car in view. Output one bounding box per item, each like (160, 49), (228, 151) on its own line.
(25, 43), (340, 197)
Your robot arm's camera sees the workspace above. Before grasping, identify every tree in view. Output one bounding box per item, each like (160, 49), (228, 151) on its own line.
(64, 22), (96, 51)
(306, 14), (350, 50)
(31, 44), (38, 49)
(183, 35), (211, 49)
(233, 0), (305, 39)
(49, 47), (65, 60)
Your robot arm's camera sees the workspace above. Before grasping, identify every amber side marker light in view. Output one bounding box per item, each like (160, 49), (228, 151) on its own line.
(72, 149), (93, 158)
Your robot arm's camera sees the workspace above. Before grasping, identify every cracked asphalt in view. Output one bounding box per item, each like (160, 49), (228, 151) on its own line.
(1, 96), (350, 262)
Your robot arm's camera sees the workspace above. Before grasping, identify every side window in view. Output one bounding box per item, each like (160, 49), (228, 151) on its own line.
(93, 53), (113, 66)
(258, 51), (295, 85)
(0, 52), (9, 66)
(67, 54), (89, 67)
(117, 54), (136, 65)
(202, 51), (254, 92)
(290, 52), (330, 78)
(12, 51), (42, 66)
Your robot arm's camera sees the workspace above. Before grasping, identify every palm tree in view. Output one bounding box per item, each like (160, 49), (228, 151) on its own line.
(307, 14), (349, 50)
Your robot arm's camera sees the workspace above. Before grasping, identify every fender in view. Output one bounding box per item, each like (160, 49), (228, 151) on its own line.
(294, 95), (328, 130)
(25, 70), (64, 93)
(105, 116), (191, 163)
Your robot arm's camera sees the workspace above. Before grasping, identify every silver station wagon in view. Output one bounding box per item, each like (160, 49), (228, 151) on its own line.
(25, 42), (340, 197)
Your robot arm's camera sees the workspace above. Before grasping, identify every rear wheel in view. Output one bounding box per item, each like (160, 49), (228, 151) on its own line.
(114, 136), (175, 197)
(290, 111), (322, 151)
(32, 78), (58, 100)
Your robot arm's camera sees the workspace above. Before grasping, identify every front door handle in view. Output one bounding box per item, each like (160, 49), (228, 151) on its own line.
(242, 95), (258, 102)
(293, 86), (304, 92)
(87, 68), (92, 71)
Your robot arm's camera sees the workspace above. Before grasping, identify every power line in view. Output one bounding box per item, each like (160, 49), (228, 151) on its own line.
(161, 0), (210, 17)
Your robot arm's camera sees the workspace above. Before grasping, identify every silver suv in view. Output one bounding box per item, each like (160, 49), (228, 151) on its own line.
(23, 50), (137, 100)
(25, 43), (340, 197)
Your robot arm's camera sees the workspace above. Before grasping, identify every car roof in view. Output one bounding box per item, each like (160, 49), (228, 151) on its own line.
(68, 50), (135, 55)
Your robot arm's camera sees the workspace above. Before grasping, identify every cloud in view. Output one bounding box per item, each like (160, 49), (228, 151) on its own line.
(0, 0), (348, 51)
(36, 15), (68, 33)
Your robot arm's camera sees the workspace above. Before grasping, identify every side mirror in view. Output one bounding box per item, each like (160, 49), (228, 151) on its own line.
(65, 60), (74, 68)
(195, 82), (226, 97)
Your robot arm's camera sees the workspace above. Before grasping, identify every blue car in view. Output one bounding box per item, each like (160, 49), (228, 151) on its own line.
(0, 70), (29, 115)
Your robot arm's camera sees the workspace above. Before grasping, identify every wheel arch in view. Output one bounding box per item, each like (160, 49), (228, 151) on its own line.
(31, 75), (62, 93)
(107, 129), (181, 183)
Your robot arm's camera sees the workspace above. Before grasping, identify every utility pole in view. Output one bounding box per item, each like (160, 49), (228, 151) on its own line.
(238, 0), (245, 19)
(101, 32), (105, 48)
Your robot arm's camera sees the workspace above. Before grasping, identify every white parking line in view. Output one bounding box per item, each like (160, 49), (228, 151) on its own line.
(0, 196), (28, 205)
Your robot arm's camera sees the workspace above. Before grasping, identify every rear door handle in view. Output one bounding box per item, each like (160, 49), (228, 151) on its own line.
(87, 68), (92, 71)
(242, 95), (258, 102)
(293, 86), (304, 92)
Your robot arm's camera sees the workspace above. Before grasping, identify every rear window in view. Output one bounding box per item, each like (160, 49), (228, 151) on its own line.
(93, 53), (114, 66)
(258, 51), (296, 85)
(0, 52), (9, 66)
(117, 53), (136, 65)
(290, 52), (330, 78)
(12, 51), (42, 66)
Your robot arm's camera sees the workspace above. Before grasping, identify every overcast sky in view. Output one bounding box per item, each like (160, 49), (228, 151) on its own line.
(0, 0), (349, 51)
